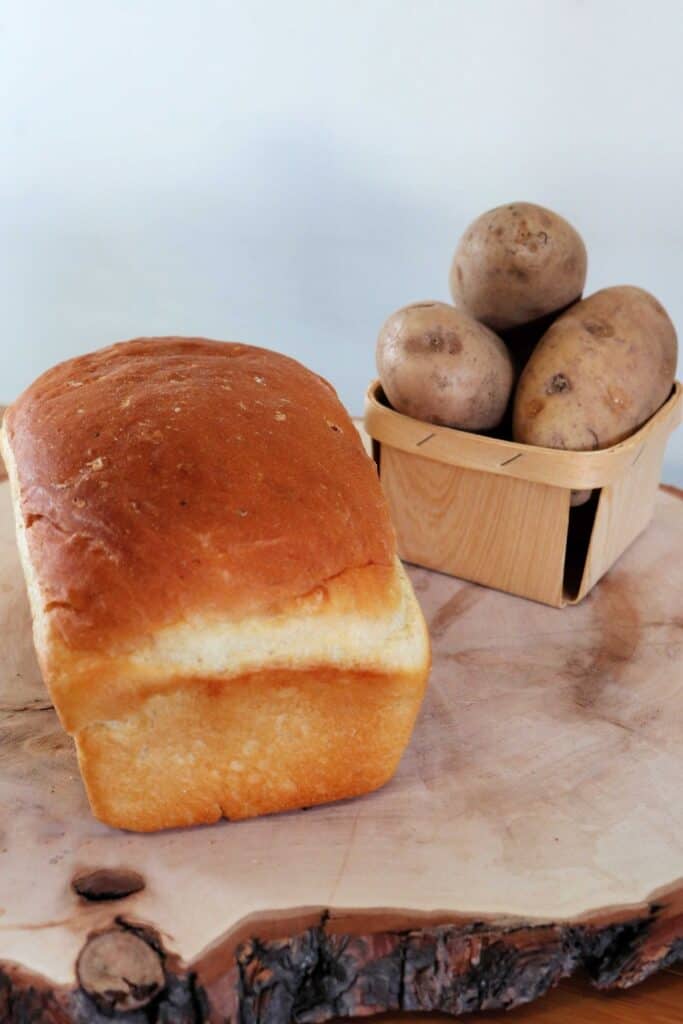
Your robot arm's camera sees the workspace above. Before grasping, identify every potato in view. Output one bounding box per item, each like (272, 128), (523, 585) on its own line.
(376, 301), (514, 430)
(450, 202), (587, 331)
(513, 285), (677, 451)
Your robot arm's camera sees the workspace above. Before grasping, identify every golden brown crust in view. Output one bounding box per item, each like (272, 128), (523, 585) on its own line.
(3, 339), (431, 830)
(3, 338), (395, 652)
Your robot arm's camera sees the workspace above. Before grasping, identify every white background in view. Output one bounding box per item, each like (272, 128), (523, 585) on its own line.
(2, 0), (682, 481)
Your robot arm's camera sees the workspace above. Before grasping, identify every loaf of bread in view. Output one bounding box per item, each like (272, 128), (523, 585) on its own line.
(1, 338), (430, 831)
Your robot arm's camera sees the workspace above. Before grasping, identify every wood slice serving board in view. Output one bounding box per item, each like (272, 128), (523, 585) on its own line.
(0, 478), (682, 1023)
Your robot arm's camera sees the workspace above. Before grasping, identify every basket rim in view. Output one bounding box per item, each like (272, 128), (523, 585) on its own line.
(364, 379), (682, 490)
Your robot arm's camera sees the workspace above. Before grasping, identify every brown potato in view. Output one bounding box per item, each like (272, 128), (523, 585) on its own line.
(450, 202), (587, 331)
(376, 301), (514, 430)
(513, 285), (677, 451)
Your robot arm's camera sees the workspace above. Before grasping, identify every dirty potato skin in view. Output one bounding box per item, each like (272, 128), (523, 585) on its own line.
(513, 285), (677, 453)
(450, 202), (587, 331)
(376, 301), (514, 430)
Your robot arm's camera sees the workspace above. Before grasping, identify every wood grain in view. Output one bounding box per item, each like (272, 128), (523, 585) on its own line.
(379, 445), (570, 606)
(366, 382), (683, 607)
(578, 411), (673, 602)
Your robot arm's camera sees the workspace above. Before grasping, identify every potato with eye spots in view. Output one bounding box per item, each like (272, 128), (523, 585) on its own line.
(376, 301), (514, 430)
(513, 284), (677, 458)
(450, 202), (587, 332)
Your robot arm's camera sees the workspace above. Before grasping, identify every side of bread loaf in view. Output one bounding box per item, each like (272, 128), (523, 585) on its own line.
(1, 338), (430, 830)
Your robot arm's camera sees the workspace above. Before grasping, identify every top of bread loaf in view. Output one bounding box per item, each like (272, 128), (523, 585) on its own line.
(3, 338), (395, 653)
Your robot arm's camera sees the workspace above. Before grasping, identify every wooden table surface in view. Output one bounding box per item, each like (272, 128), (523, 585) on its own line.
(1, 404), (681, 1022)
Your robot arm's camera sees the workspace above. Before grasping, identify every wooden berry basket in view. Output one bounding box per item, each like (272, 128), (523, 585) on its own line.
(364, 379), (683, 607)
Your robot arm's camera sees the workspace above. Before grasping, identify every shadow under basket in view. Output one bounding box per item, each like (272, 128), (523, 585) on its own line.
(364, 380), (683, 607)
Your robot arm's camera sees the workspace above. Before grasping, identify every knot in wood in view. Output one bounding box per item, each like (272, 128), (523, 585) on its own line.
(76, 929), (165, 1013)
(72, 868), (145, 902)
